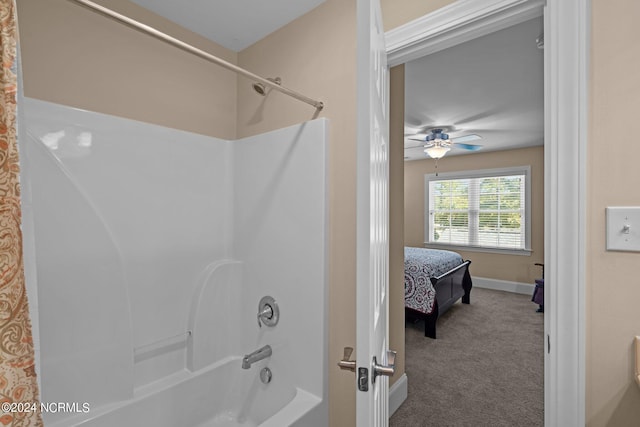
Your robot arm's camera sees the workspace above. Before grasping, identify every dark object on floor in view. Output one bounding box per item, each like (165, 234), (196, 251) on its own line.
(406, 260), (473, 338)
(532, 263), (544, 312)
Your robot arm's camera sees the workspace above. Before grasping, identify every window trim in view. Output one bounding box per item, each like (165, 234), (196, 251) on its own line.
(424, 166), (532, 255)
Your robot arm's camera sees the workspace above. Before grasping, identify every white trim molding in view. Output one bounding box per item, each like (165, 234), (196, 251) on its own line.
(543, 1), (589, 426)
(473, 277), (535, 296)
(385, 0), (589, 425)
(386, 0), (545, 67)
(388, 373), (408, 417)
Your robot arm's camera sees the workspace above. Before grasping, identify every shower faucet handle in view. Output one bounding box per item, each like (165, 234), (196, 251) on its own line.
(257, 305), (273, 328)
(257, 296), (279, 328)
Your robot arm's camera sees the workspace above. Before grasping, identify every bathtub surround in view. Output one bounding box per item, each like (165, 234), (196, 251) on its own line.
(20, 98), (328, 426)
(18, 0), (362, 423)
(0, 1), (42, 426)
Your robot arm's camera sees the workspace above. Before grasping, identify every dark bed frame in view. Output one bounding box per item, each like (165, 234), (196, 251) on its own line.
(406, 260), (472, 339)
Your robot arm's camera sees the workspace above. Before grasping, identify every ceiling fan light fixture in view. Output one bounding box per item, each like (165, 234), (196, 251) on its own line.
(424, 145), (450, 159)
(425, 130), (449, 142)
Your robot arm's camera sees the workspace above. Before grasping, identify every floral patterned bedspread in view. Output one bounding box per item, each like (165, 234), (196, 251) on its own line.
(404, 247), (464, 315)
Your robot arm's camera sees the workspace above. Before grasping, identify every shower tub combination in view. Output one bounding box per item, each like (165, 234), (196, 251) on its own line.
(19, 98), (328, 426)
(67, 356), (322, 427)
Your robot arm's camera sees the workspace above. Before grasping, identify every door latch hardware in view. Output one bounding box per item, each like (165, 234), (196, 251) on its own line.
(358, 367), (369, 391)
(372, 350), (397, 383)
(337, 347), (356, 373)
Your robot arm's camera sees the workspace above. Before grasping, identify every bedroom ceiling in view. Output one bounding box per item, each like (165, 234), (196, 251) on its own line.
(129, 0), (326, 52)
(404, 17), (544, 161)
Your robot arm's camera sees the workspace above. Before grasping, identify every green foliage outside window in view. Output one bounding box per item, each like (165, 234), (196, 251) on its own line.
(428, 172), (527, 249)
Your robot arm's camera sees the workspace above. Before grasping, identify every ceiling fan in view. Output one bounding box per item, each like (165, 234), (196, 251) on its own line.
(406, 128), (483, 158)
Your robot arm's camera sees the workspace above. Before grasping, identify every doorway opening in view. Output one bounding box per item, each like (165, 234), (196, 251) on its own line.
(393, 15), (545, 426)
(380, 0), (589, 425)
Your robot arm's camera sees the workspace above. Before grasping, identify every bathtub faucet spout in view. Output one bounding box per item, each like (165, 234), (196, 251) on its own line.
(242, 345), (272, 369)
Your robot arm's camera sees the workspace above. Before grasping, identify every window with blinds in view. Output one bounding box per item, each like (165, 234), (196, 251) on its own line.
(425, 167), (531, 252)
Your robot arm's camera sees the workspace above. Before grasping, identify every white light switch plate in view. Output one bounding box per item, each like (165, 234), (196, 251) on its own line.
(606, 207), (640, 252)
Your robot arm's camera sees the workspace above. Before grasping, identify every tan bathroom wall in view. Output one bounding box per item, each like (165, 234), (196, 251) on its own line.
(586, 0), (640, 424)
(381, 0), (456, 31)
(235, 1), (358, 425)
(404, 146), (545, 284)
(17, 0), (237, 139)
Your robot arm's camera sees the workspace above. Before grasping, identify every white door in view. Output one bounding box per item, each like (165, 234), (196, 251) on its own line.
(355, 0), (391, 425)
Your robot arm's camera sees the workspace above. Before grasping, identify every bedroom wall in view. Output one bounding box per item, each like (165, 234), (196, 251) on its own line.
(389, 65), (406, 389)
(404, 146), (545, 284)
(17, 0), (237, 139)
(234, 1), (359, 425)
(587, 0), (640, 424)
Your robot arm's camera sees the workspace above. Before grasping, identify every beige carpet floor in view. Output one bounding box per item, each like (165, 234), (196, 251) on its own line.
(390, 287), (544, 427)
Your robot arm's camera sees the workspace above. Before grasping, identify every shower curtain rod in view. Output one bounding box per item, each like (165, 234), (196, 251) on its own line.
(67, 0), (324, 112)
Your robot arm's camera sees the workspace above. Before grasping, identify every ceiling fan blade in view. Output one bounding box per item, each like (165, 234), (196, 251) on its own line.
(453, 142), (483, 151)
(404, 141), (425, 149)
(407, 131), (482, 153)
(451, 134), (482, 143)
(407, 133), (428, 141)
(404, 144), (430, 151)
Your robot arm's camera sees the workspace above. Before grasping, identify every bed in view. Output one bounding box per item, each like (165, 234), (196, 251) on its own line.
(404, 247), (472, 338)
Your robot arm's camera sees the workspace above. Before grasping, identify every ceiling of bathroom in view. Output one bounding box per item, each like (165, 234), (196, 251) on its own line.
(129, 0), (326, 52)
(404, 17), (544, 161)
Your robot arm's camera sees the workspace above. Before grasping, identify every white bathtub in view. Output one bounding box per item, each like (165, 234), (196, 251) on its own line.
(51, 356), (321, 427)
(22, 99), (328, 427)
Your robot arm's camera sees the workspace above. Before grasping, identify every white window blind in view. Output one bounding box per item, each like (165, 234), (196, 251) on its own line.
(425, 167), (531, 252)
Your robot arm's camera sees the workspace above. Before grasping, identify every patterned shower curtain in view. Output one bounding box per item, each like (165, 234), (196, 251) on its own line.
(0, 0), (42, 426)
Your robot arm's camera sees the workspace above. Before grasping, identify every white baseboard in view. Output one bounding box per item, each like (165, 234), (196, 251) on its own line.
(472, 276), (535, 295)
(389, 373), (408, 417)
